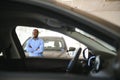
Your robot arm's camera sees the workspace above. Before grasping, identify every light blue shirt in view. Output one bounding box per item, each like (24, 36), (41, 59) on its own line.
(25, 37), (44, 57)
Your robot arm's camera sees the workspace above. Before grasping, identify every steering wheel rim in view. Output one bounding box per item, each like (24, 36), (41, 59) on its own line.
(83, 48), (88, 59)
(88, 55), (101, 72)
(94, 55), (101, 71)
(88, 56), (96, 67)
(66, 48), (82, 73)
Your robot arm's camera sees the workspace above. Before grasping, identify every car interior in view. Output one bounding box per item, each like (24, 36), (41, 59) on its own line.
(0, 0), (120, 80)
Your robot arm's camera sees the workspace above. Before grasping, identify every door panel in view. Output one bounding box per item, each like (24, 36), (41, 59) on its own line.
(25, 58), (70, 72)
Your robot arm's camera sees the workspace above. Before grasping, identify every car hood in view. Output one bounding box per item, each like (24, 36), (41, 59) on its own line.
(43, 51), (69, 58)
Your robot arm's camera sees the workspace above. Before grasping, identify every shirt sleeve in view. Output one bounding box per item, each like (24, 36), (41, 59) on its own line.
(25, 39), (34, 53)
(33, 39), (44, 54)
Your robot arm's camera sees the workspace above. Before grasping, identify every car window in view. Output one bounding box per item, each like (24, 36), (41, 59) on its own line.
(16, 26), (88, 59)
(44, 40), (63, 50)
(75, 28), (116, 52)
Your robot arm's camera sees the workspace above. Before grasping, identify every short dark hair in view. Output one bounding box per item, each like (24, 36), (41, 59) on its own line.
(33, 29), (39, 34)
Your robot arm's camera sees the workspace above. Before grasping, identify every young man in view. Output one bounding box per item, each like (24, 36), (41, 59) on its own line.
(25, 29), (44, 57)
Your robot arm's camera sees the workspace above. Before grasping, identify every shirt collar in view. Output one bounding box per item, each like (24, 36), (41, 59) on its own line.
(32, 37), (39, 40)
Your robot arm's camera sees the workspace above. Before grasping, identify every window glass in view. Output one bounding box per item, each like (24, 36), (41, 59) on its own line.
(44, 40), (63, 50)
(75, 28), (116, 52)
(16, 26), (88, 59)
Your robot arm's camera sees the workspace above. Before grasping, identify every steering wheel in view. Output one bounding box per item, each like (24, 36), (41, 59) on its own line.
(66, 48), (82, 73)
(88, 55), (101, 72)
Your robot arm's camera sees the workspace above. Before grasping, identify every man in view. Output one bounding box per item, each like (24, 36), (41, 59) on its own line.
(25, 29), (44, 57)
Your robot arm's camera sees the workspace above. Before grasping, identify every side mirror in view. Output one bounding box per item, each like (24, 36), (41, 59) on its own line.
(24, 49), (27, 52)
(68, 47), (76, 51)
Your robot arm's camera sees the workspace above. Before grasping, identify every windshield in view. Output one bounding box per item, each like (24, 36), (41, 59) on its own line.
(43, 39), (63, 51)
(75, 28), (116, 52)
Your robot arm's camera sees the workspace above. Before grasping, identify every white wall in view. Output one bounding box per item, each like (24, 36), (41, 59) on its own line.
(55, 0), (120, 26)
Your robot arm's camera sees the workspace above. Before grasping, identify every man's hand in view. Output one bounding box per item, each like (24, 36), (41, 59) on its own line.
(31, 47), (39, 54)
(29, 45), (32, 48)
(28, 45), (34, 53)
(36, 47), (39, 50)
(29, 45), (39, 53)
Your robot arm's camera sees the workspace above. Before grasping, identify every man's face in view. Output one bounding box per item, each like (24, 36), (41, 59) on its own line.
(32, 29), (39, 38)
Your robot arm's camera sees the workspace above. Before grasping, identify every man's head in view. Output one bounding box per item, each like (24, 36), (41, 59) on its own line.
(32, 29), (39, 38)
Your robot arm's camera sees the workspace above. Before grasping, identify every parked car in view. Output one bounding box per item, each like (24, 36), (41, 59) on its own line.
(23, 36), (75, 58)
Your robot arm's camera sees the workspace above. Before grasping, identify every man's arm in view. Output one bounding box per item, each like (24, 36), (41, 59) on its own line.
(25, 39), (34, 53)
(33, 39), (44, 54)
